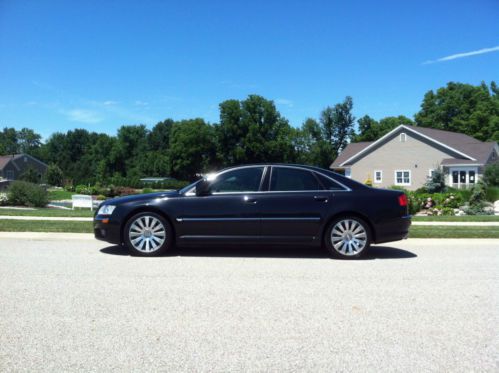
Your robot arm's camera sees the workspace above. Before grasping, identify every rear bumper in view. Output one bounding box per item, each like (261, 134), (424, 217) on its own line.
(374, 215), (411, 244)
(94, 216), (121, 244)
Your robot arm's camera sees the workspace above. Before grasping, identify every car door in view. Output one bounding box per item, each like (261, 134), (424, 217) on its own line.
(258, 166), (332, 245)
(174, 166), (265, 245)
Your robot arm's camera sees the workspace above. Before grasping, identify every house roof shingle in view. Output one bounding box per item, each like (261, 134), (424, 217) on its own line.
(330, 142), (372, 168)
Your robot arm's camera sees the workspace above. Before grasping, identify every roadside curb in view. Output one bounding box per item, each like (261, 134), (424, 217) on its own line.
(411, 221), (499, 226)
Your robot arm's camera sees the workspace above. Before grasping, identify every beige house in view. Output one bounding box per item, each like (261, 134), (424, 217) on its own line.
(330, 125), (498, 190)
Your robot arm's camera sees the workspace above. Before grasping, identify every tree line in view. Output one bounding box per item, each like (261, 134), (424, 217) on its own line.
(1, 81), (498, 185)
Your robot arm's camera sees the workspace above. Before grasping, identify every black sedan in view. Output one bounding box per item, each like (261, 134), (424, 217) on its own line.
(94, 164), (411, 258)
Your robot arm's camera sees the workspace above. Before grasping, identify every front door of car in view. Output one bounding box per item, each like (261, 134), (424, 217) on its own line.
(258, 166), (332, 245)
(174, 166), (265, 245)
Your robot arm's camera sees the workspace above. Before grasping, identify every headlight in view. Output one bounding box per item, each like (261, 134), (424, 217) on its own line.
(98, 205), (116, 215)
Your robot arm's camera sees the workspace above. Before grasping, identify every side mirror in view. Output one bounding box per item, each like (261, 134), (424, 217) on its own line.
(195, 179), (211, 196)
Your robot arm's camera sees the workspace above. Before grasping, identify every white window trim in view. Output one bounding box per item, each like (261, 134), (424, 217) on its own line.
(374, 170), (382, 183)
(400, 133), (407, 142)
(394, 170), (411, 186)
(448, 167), (479, 187)
(428, 169), (435, 177)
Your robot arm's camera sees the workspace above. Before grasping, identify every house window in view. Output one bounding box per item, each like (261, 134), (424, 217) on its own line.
(344, 169), (351, 178)
(374, 170), (382, 183)
(6, 170), (15, 180)
(395, 170), (411, 185)
(400, 133), (407, 142)
(469, 170), (475, 184)
(450, 167), (478, 188)
(429, 169), (435, 178)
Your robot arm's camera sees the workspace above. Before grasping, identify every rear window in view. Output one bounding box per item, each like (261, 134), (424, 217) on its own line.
(270, 167), (322, 191)
(316, 173), (346, 191)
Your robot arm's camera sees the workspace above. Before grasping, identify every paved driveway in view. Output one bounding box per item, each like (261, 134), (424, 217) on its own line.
(0, 237), (498, 372)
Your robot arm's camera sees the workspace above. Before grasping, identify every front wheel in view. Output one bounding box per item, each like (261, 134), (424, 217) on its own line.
(325, 216), (371, 259)
(124, 212), (173, 256)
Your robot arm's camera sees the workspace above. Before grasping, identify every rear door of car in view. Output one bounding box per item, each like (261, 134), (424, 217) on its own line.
(258, 166), (333, 245)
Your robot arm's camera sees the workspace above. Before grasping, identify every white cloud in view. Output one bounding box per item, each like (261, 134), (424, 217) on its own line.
(102, 100), (118, 106)
(423, 45), (499, 64)
(62, 109), (103, 124)
(275, 98), (294, 107)
(134, 100), (149, 107)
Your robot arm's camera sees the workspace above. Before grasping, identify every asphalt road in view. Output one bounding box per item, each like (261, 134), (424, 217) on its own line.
(0, 237), (498, 372)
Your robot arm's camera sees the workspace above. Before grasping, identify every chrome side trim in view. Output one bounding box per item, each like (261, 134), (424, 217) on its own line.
(176, 217), (321, 222)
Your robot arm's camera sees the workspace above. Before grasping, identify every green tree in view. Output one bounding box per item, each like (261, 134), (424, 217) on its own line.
(320, 96), (356, 159)
(353, 115), (413, 142)
(45, 163), (64, 186)
(17, 128), (42, 154)
(354, 115), (379, 142)
(424, 168), (446, 193)
(415, 81), (499, 141)
(0, 127), (18, 155)
(169, 119), (217, 179)
(483, 162), (499, 186)
(216, 95), (295, 166)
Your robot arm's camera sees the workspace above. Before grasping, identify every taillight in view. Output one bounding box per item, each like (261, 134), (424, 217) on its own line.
(398, 194), (408, 207)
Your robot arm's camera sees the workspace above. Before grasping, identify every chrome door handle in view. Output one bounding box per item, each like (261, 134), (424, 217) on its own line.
(243, 196), (258, 204)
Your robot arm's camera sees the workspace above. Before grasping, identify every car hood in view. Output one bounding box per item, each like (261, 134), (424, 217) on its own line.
(105, 191), (179, 205)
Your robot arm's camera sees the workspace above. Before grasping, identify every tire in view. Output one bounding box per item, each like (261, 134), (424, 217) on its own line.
(324, 216), (371, 259)
(123, 212), (173, 256)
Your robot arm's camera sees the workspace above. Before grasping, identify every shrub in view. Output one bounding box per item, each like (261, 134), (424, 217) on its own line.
(108, 186), (137, 197)
(424, 168), (446, 193)
(46, 163), (64, 186)
(142, 188), (154, 194)
(0, 192), (8, 206)
(485, 186), (499, 202)
(483, 162), (499, 186)
(75, 184), (92, 195)
(7, 181), (48, 207)
(469, 180), (487, 207)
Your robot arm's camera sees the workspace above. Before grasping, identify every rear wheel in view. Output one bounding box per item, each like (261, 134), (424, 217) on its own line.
(124, 212), (173, 256)
(325, 216), (371, 259)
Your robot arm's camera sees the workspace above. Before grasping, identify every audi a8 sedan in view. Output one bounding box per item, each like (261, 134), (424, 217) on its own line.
(94, 164), (411, 258)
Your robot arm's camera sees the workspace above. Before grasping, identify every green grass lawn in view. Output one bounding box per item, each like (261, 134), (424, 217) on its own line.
(0, 208), (94, 217)
(408, 225), (499, 239)
(47, 189), (75, 200)
(412, 215), (499, 222)
(0, 220), (93, 233)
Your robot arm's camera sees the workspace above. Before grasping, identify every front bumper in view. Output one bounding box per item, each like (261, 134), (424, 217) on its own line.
(374, 215), (411, 244)
(94, 215), (121, 244)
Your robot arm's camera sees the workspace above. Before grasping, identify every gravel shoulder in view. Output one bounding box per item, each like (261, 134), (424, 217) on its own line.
(0, 238), (498, 372)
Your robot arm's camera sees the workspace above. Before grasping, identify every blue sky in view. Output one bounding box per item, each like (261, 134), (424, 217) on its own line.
(1, 0), (498, 139)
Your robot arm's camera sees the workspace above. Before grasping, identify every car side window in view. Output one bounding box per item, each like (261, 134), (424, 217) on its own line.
(316, 173), (346, 191)
(210, 167), (264, 193)
(270, 167), (323, 191)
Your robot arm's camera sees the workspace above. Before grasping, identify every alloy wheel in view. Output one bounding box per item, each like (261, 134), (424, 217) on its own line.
(330, 219), (367, 256)
(128, 215), (166, 253)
